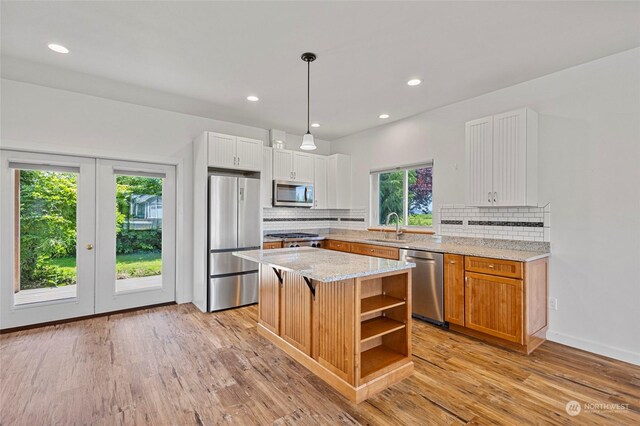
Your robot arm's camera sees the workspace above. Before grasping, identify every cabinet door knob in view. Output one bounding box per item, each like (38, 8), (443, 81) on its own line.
(488, 192), (491, 203)
(488, 264), (494, 268)
(493, 192), (497, 203)
(86, 243), (94, 250)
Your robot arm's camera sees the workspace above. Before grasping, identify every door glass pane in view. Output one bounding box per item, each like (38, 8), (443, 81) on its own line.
(14, 169), (78, 305)
(378, 171), (404, 225)
(115, 175), (163, 293)
(408, 166), (433, 226)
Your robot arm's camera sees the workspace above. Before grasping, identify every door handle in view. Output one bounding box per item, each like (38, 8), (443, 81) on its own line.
(86, 244), (94, 250)
(488, 192), (491, 203)
(493, 192), (497, 203)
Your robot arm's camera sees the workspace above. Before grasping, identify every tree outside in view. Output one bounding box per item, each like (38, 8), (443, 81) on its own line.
(408, 167), (433, 226)
(378, 171), (404, 225)
(378, 167), (432, 227)
(19, 170), (78, 289)
(17, 171), (163, 291)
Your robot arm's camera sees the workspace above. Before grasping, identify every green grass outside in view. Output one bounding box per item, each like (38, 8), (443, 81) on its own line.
(49, 251), (162, 281)
(408, 213), (433, 227)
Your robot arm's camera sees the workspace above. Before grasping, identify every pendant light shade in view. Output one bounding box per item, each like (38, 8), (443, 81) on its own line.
(300, 52), (317, 151)
(301, 131), (316, 150)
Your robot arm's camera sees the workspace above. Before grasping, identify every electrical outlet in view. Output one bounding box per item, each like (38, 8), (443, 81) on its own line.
(548, 297), (558, 311)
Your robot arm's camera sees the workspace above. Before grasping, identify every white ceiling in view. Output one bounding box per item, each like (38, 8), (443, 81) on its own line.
(2, 1), (639, 140)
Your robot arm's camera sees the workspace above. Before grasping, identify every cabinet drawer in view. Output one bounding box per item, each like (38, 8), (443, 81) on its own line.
(326, 240), (351, 253)
(350, 243), (399, 260)
(263, 241), (283, 250)
(465, 256), (522, 279)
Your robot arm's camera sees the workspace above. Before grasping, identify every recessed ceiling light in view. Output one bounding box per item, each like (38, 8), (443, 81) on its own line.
(379, 114), (390, 119)
(48, 43), (69, 54)
(311, 123), (320, 128)
(246, 95), (259, 102)
(407, 79), (422, 86)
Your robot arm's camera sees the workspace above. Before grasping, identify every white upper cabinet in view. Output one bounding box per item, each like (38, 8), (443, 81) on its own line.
(207, 132), (263, 171)
(327, 154), (351, 209)
(261, 147), (273, 208)
(236, 137), (263, 171)
(313, 156), (327, 209)
(293, 152), (314, 182)
(465, 116), (493, 207)
(465, 108), (538, 207)
(208, 133), (236, 169)
(271, 149), (314, 182)
(272, 149), (294, 180)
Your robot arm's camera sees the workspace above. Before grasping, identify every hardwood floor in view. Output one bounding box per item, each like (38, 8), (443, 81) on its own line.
(1, 304), (638, 425)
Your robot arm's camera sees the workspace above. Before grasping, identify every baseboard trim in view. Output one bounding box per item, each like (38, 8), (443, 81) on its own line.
(546, 330), (640, 366)
(0, 302), (176, 334)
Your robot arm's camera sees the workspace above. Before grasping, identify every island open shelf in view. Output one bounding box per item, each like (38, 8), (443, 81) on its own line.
(234, 247), (414, 403)
(360, 294), (406, 316)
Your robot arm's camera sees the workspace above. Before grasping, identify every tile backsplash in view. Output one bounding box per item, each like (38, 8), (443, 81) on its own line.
(263, 208), (366, 232)
(439, 204), (551, 242)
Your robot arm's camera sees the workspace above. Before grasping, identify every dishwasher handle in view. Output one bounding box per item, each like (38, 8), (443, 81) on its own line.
(405, 255), (436, 264)
(401, 249), (441, 260)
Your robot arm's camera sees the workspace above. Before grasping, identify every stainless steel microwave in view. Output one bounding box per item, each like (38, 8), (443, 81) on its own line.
(273, 180), (314, 207)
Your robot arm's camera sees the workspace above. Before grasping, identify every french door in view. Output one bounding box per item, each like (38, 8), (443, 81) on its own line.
(95, 160), (175, 313)
(0, 150), (176, 329)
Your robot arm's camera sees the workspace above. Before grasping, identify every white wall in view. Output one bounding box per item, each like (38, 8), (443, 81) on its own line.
(0, 79), (331, 304)
(332, 48), (640, 364)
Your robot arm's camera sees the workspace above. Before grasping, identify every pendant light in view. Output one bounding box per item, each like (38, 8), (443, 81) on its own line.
(300, 52), (317, 151)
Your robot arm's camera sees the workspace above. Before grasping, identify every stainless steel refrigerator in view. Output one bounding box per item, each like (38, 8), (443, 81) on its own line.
(208, 174), (261, 312)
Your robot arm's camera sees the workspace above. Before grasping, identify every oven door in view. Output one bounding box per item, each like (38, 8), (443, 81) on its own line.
(273, 180), (313, 207)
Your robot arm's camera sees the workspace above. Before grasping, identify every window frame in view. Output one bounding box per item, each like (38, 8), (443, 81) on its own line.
(370, 161), (434, 229)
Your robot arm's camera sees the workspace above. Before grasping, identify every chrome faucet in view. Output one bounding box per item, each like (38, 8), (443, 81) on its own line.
(385, 212), (403, 239)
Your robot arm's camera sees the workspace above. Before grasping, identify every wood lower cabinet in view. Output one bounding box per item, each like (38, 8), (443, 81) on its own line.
(444, 254), (465, 326)
(258, 266), (280, 335)
(280, 273), (313, 355)
(445, 255), (548, 354)
(464, 272), (523, 343)
(465, 256), (523, 279)
(263, 241), (283, 249)
(325, 239), (399, 260)
(350, 242), (399, 260)
(325, 239), (351, 253)
(314, 279), (355, 383)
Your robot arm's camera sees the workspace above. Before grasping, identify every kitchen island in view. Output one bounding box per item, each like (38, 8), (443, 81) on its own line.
(233, 247), (416, 403)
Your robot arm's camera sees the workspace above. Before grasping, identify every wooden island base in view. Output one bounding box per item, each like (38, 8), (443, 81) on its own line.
(257, 266), (414, 403)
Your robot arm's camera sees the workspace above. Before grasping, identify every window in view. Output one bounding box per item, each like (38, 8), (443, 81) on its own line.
(371, 163), (433, 228)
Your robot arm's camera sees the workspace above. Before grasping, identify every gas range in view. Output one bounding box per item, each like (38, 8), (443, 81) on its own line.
(265, 232), (324, 248)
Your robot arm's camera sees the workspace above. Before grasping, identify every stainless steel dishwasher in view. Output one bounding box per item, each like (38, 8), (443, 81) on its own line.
(399, 249), (445, 326)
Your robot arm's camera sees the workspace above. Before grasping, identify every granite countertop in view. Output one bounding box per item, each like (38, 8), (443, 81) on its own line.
(324, 234), (550, 262)
(263, 236), (283, 243)
(233, 247), (415, 282)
